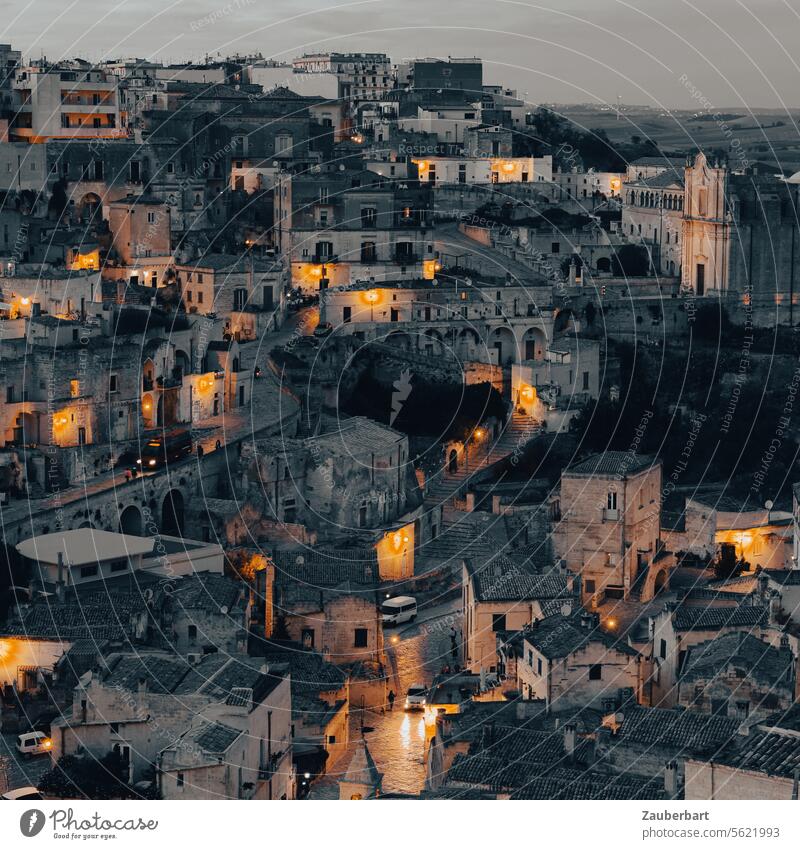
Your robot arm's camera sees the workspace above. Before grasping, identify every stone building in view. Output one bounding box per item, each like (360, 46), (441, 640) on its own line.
(462, 550), (573, 674)
(649, 600), (772, 706)
(681, 152), (800, 303)
(517, 609), (645, 711)
(554, 452), (669, 605)
(159, 665), (294, 800)
(271, 547), (384, 667)
(685, 722), (800, 800)
(278, 166), (433, 288)
(240, 417), (417, 534)
(622, 170), (684, 276)
(676, 631), (795, 721)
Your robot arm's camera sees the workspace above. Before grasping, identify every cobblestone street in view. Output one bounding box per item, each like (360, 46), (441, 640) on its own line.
(309, 600), (461, 798)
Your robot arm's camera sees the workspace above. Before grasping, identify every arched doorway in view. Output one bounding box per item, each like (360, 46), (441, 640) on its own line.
(596, 257), (611, 273)
(161, 489), (185, 536)
(119, 505), (143, 536)
(385, 331), (411, 350)
(422, 329), (444, 356)
(448, 449), (458, 474)
(491, 327), (518, 365)
(455, 328), (481, 362)
(78, 192), (102, 223)
(522, 328), (546, 361)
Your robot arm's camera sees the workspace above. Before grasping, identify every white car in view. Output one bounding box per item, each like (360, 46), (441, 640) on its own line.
(404, 683), (428, 710)
(16, 731), (52, 758)
(2, 786), (43, 800)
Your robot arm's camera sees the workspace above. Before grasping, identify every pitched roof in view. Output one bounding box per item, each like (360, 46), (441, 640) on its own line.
(342, 737), (382, 788)
(308, 416), (405, 455)
(612, 705), (740, 752)
(766, 569), (800, 586)
(672, 604), (768, 632)
(626, 171), (684, 189)
(511, 770), (666, 800)
(1, 591), (148, 642)
(468, 557), (570, 602)
(680, 632), (794, 687)
(567, 451), (656, 477)
(713, 730), (800, 779)
(272, 547), (378, 589)
(193, 721), (242, 754)
(525, 613), (640, 660)
(169, 572), (245, 614)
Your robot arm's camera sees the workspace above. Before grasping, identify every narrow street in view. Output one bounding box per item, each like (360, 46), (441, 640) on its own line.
(309, 598), (461, 798)
(0, 732), (50, 794)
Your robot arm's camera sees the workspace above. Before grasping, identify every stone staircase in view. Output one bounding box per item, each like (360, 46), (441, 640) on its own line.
(418, 509), (493, 565)
(424, 412), (540, 506)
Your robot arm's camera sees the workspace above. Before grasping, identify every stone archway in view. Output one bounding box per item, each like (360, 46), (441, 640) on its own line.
(491, 326), (518, 366)
(455, 328), (481, 362)
(596, 256), (611, 273)
(521, 327), (547, 361)
(385, 331), (411, 350)
(639, 558), (673, 602)
(119, 504), (143, 536)
(78, 192), (102, 223)
(553, 309), (579, 335)
(448, 449), (458, 474)
(161, 489), (185, 536)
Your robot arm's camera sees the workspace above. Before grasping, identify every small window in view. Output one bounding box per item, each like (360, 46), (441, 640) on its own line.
(607, 491), (617, 511)
(659, 639), (667, 660)
(551, 242), (560, 254)
(585, 579), (596, 594)
(177, 773), (185, 788)
(109, 374), (118, 393)
(188, 625), (197, 641)
(110, 559), (127, 573)
(589, 664), (602, 680)
(80, 564), (98, 578)
(492, 613), (507, 632)
(354, 628), (368, 648)
(328, 735), (336, 745)
(536, 658), (542, 676)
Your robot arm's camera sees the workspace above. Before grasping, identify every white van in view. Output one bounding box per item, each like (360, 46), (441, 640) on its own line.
(381, 596), (417, 626)
(16, 731), (52, 758)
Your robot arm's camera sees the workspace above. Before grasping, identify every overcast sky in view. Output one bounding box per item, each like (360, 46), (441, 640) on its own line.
(3, 0), (800, 109)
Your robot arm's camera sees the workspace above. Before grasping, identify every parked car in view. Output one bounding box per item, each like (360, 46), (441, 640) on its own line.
(381, 596), (417, 626)
(2, 786), (43, 800)
(16, 731), (52, 758)
(404, 683), (428, 711)
(313, 322), (333, 337)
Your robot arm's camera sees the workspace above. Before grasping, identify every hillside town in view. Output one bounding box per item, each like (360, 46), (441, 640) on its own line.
(0, 44), (799, 804)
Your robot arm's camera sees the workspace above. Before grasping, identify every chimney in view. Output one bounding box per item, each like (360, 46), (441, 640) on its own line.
(664, 760), (679, 799)
(563, 723), (576, 758)
(56, 551), (65, 603)
(137, 677), (147, 714)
